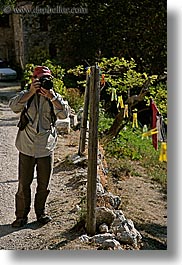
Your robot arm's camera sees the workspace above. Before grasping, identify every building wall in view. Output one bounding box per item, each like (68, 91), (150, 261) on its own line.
(0, 15), (14, 62)
(0, 9), (59, 68)
(22, 14), (51, 64)
(12, 14), (24, 68)
(0, 14), (24, 67)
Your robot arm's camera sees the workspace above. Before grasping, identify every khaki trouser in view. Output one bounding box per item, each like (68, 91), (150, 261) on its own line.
(15, 152), (53, 219)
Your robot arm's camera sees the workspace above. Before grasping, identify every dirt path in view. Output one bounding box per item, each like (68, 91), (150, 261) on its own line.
(109, 172), (167, 250)
(0, 92), (167, 250)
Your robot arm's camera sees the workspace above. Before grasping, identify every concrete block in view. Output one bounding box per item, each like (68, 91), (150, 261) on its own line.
(56, 118), (70, 134)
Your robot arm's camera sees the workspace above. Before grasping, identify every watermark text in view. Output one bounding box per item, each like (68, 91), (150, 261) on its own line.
(3, 5), (88, 15)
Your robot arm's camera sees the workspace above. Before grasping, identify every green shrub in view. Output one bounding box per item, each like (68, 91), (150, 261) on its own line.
(22, 61), (85, 111)
(22, 60), (67, 96)
(66, 88), (84, 113)
(99, 114), (167, 187)
(98, 107), (114, 135)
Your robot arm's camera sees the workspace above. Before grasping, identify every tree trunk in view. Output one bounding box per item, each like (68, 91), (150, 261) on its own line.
(106, 109), (125, 138)
(103, 83), (150, 141)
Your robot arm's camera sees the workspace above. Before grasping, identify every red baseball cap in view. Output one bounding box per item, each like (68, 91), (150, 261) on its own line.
(33, 66), (52, 78)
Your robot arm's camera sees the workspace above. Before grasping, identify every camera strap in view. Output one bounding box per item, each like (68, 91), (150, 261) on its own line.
(24, 94), (35, 123)
(48, 99), (57, 126)
(21, 93), (57, 127)
(28, 95), (57, 127)
(26, 94), (35, 109)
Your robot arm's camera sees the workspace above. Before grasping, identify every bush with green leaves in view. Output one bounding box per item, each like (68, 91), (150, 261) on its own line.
(22, 60), (85, 111)
(105, 126), (153, 160)
(101, 118), (167, 186)
(22, 60), (67, 97)
(145, 82), (167, 122)
(67, 65), (86, 89)
(66, 89), (84, 113)
(98, 107), (114, 136)
(68, 57), (158, 94)
(67, 57), (167, 118)
(99, 57), (157, 96)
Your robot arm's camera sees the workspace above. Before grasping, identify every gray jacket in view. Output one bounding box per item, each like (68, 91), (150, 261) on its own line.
(9, 90), (70, 158)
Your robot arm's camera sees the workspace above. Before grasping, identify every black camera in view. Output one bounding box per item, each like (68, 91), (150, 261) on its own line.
(39, 77), (53, 90)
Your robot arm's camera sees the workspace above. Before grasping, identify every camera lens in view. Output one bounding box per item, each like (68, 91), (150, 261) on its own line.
(40, 77), (53, 90)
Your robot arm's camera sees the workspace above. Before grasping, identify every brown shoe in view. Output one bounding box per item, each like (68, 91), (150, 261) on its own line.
(37, 214), (52, 225)
(11, 217), (28, 228)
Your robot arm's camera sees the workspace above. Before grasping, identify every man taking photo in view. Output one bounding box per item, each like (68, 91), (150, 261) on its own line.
(9, 66), (70, 228)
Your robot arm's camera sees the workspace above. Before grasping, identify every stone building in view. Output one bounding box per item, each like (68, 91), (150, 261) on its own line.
(0, 1), (61, 69)
(0, 14), (24, 68)
(22, 13), (51, 64)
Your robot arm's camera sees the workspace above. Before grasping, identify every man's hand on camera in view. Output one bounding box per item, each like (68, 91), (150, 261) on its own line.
(39, 88), (55, 100)
(30, 79), (41, 94)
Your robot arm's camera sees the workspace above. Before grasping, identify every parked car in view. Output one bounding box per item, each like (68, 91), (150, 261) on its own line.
(0, 60), (17, 81)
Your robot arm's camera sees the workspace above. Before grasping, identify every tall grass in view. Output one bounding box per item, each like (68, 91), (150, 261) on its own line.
(99, 115), (167, 189)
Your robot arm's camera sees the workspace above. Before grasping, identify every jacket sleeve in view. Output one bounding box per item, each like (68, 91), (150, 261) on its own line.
(9, 91), (27, 113)
(54, 94), (71, 119)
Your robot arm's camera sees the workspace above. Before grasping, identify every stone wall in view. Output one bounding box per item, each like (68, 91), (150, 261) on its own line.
(69, 144), (143, 250)
(0, 14), (24, 66)
(0, 15), (14, 61)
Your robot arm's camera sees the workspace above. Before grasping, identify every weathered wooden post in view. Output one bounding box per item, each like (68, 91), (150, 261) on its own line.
(86, 64), (100, 236)
(78, 72), (90, 156)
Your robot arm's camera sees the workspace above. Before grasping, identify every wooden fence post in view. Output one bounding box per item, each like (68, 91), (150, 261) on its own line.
(78, 72), (90, 156)
(86, 64), (100, 236)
